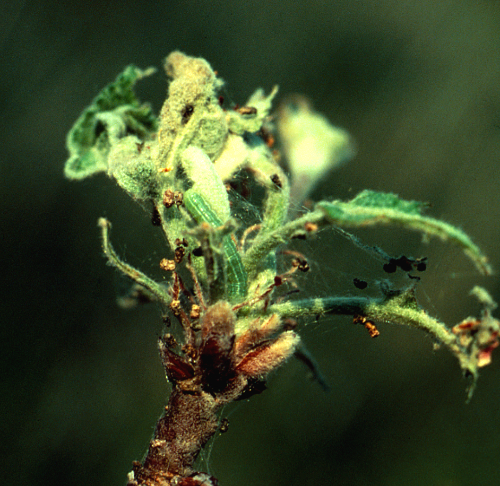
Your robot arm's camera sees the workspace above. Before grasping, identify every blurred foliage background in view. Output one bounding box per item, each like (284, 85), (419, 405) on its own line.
(2, 1), (500, 485)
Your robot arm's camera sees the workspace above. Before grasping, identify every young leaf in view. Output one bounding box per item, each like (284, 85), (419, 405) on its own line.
(317, 190), (492, 275)
(65, 65), (157, 180)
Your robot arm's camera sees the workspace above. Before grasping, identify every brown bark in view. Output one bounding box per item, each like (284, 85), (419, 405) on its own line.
(133, 386), (219, 485)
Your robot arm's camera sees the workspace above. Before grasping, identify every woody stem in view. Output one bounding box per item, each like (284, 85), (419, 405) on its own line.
(134, 385), (220, 485)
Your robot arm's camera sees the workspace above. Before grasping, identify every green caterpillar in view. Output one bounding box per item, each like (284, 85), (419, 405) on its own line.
(184, 191), (248, 300)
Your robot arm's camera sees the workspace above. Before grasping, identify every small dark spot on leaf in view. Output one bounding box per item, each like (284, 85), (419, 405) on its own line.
(416, 261), (427, 272)
(271, 174), (282, 189)
(181, 104), (194, 124)
(353, 278), (368, 289)
(383, 262), (397, 273)
(396, 256), (413, 272)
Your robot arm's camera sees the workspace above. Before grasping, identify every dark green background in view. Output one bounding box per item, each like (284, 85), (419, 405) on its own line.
(3, 1), (500, 485)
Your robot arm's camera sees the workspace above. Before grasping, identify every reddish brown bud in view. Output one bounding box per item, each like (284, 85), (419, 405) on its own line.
(159, 339), (195, 383)
(199, 302), (237, 393)
(236, 331), (300, 378)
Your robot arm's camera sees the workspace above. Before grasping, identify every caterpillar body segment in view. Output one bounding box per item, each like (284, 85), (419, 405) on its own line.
(184, 191), (248, 300)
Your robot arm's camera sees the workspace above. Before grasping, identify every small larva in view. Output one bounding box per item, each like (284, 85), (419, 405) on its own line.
(184, 191), (248, 300)
(184, 191), (221, 227)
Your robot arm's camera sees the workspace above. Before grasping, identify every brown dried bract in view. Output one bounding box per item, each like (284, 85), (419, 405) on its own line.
(160, 258), (176, 271)
(190, 304), (201, 320)
(163, 189), (175, 208)
(291, 257), (310, 273)
(170, 299), (182, 317)
(219, 418), (229, 433)
(236, 106), (257, 115)
(163, 190), (184, 208)
(304, 222), (318, 233)
(174, 191), (184, 207)
(175, 246), (187, 263)
(353, 315), (380, 338)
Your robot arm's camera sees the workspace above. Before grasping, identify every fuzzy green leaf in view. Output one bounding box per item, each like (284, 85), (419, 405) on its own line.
(65, 65), (158, 180)
(317, 189), (492, 275)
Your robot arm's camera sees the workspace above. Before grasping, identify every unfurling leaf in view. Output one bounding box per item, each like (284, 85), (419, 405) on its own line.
(65, 65), (157, 180)
(317, 190), (492, 275)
